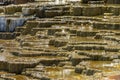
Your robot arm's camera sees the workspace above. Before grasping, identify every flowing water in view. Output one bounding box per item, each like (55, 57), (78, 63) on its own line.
(44, 67), (84, 80)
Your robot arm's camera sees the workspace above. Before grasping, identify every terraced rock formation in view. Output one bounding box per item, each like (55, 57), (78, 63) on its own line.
(0, 0), (120, 80)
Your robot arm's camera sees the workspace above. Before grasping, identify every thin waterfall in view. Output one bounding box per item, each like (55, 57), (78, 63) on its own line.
(9, 18), (25, 32)
(0, 17), (6, 32)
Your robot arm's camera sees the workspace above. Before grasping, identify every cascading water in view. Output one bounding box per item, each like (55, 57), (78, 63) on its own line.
(9, 18), (25, 32)
(0, 17), (6, 32)
(0, 17), (25, 32)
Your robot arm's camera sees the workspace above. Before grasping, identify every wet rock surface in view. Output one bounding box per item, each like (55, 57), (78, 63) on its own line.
(0, 0), (119, 80)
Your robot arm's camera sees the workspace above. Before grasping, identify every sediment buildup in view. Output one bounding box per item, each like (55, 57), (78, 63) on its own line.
(0, 0), (120, 80)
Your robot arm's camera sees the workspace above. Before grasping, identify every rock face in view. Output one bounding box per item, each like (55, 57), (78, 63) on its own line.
(49, 39), (68, 47)
(82, 0), (120, 4)
(75, 67), (97, 76)
(0, 0), (34, 5)
(14, 0), (29, 4)
(107, 0), (120, 4)
(36, 7), (46, 18)
(82, 0), (102, 3)
(22, 8), (36, 16)
(4, 6), (16, 14)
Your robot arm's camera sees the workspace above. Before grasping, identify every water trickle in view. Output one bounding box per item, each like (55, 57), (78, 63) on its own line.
(0, 55), (6, 61)
(62, 29), (65, 33)
(0, 17), (6, 32)
(80, 24), (85, 31)
(88, 20), (93, 31)
(102, 51), (106, 55)
(66, 34), (70, 40)
(9, 18), (25, 32)
(55, 0), (62, 4)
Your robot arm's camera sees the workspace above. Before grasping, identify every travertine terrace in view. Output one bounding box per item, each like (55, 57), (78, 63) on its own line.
(0, 0), (120, 80)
